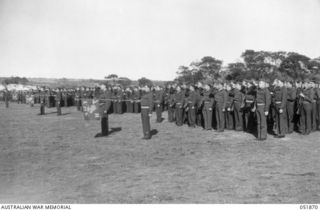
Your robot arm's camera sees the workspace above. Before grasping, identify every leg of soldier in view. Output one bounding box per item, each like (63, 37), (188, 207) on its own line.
(40, 103), (45, 115)
(286, 101), (294, 134)
(257, 105), (267, 140)
(101, 115), (109, 136)
(276, 105), (286, 137)
(176, 107), (182, 126)
(300, 105), (306, 134)
(191, 107), (196, 127)
(208, 108), (213, 130)
(317, 100), (320, 130)
(175, 107), (179, 125)
(126, 101), (130, 113)
(113, 101), (117, 114)
(235, 102), (243, 131)
(243, 108), (249, 132)
(256, 107), (262, 139)
(202, 108), (208, 129)
(141, 108), (151, 139)
(227, 111), (234, 130)
(312, 102), (317, 131)
(216, 104), (224, 132)
(187, 106), (194, 127)
(156, 103), (162, 122)
(197, 110), (202, 127)
(168, 107), (173, 122)
(305, 103), (312, 135)
(57, 101), (61, 116)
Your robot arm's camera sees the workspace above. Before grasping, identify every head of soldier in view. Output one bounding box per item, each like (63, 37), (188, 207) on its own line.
(258, 79), (265, 89)
(285, 80), (293, 88)
(176, 86), (181, 92)
(226, 83), (231, 91)
(100, 84), (107, 91)
(189, 85), (195, 92)
(144, 86), (150, 92)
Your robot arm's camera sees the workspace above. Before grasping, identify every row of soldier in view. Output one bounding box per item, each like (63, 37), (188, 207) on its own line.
(1, 78), (320, 140)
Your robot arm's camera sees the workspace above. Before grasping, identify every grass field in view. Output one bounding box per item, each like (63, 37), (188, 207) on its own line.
(0, 103), (319, 203)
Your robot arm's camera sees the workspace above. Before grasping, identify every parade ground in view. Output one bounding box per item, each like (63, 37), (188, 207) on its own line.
(0, 103), (319, 204)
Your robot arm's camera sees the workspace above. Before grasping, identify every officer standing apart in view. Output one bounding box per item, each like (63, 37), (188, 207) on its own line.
(140, 86), (154, 139)
(98, 84), (112, 136)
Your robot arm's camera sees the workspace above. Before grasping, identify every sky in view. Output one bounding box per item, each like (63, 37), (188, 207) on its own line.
(0, 0), (320, 81)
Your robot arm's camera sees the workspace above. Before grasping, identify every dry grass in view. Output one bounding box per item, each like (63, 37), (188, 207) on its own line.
(0, 103), (319, 203)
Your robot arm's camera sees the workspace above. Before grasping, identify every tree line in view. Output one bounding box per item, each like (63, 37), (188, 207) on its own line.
(174, 50), (320, 84)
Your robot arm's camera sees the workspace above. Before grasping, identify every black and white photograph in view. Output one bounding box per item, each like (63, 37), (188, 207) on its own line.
(0, 0), (320, 208)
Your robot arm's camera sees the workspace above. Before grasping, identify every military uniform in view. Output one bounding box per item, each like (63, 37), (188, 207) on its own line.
(154, 89), (164, 123)
(301, 87), (314, 135)
(255, 87), (271, 140)
(4, 89), (9, 108)
(316, 87), (320, 130)
(273, 86), (287, 137)
(185, 89), (200, 127)
(231, 87), (244, 131)
(225, 90), (234, 130)
(140, 91), (154, 139)
(214, 88), (227, 132)
(98, 90), (112, 136)
(201, 89), (214, 130)
(174, 90), (185, 126)
(55, 90), (62, 116)
(167, 89), (176, 122)
(133, 89), (141, 113)
(311, 87), (317, 131)
(40, 90), (45, 115)
(116, 89), (124, 114)
(125, 89), (134, 113)
(286, 87), (296, 134)
(243, 86), (256, 133)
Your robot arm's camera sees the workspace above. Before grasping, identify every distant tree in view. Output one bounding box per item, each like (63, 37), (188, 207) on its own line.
(225, 62), (247, 81)
(138, 77), (153, 87)
(4, 76), (29, 85)
(197, 56), (223, 79)
(117, 77), (132, 87)
(174, 56), (223, 84)
(105, 74), (118, 79)
(175, 66), (194, 84)
(241, 50), (288, 79)
(279, 52), (311, 80)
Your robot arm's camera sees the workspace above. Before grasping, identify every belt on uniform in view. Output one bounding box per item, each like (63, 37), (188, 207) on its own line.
(246, 100), (253, 103)
(176, 103), (182, 105)
(275, 101), (282, 104)
(188, 101), (193, 103)
(141, 106), (150, 109)
(257, 103), (265, 106)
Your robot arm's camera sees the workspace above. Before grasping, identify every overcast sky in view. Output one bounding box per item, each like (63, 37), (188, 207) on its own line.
(0, 0), (320, 80)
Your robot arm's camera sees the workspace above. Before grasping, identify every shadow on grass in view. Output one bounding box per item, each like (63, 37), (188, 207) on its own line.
(94, 127), (122, 138)
(150, 129), (158, 138)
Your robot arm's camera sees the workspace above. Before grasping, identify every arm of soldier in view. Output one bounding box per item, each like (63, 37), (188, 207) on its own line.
(292, 88), (297, 99)
(149, 94), (154, 116)
(280, 87), (287, 110)
(302, 91), (312, 103)
(222, 91), (227, 111)
(265, 90), (271, 115)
